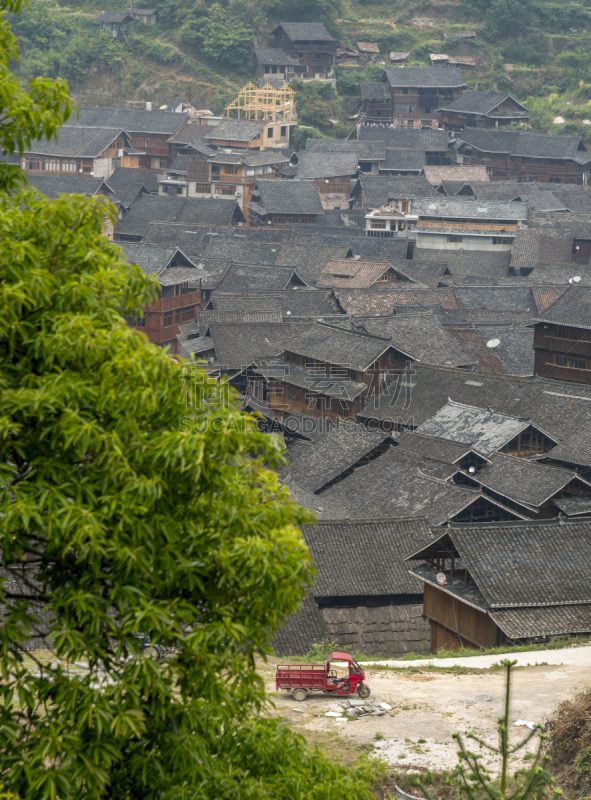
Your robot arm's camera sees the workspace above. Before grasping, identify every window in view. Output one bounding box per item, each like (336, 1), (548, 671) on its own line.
(550, 176), (563, 183)
(492, 237), (512, 245)
(447, 234), (463, 243)
(556, 356), (586, 369)
(265, 65), (271, 73)
(163, 313), (173, 328)
(370, 220), (386, 229)
(395, 105), (415, 114)
(215, 185), (236, 195)
(182, 306), (195, 321)
(271, 65), (277, 73)
(280, 126), (287, 137)
(378, 271), (393, 281)
(306, 395), (319, 409)
(402, 88), (408, 94)
(267, 127), (273, 138)
(552, 326), (588, 341)
(175, 310), (182, 323)
(223, 165), (236, 174)
(285, 386), (300, 402)
(151, 158), (167, 169)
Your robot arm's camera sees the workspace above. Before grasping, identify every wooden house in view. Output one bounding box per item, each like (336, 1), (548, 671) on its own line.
(271, 22), (338, 80)
(293, 150), (358, 209)
(416, 399), (559, 458)
(118, 242), (203, 354)
(124, 7), (157, 24)
(94, 11), (133, 39)
(437, 91), (528, 131)
(359, 81), (392, 124)
(356, 42), (379, 65)
(21, 128), (142, 180)
(65, 108), (190, 170)
(253, 48), (306, 86)
(532, 283), (591, 384)
(455, 129), (591, 184)
(247, 179), (324, 225)
(273, 517), (432, 658)
(380, 67), (467, 129)
(406, 519), (591, 652)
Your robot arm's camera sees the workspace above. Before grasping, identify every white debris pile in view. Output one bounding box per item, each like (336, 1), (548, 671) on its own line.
(337, 698), (394, 718)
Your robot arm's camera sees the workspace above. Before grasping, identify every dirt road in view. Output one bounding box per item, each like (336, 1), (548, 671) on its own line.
(260, 659), (591, 772)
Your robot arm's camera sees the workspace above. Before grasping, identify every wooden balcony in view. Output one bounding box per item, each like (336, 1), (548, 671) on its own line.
(545, 362), (591, 384)
(418, 220), (519, 231)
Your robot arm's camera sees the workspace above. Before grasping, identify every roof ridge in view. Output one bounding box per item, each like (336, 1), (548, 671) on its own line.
(316, 320), (392, 342)
(314, 515), (430, 525)
(444, 397), (531, 422)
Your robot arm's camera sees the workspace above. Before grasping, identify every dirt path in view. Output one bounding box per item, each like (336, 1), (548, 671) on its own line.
(260, 660), (591, 773)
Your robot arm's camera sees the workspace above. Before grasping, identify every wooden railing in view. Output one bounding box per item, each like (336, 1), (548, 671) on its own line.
(418, 220), (519, 231)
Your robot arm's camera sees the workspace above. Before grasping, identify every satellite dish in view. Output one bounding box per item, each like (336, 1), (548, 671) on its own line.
(468, 465), (476, 474)
(436, 572), (447, 585)
(573, 276), (582, 283)
(286, 310), (291, 315)
(486, 338), (500, 349)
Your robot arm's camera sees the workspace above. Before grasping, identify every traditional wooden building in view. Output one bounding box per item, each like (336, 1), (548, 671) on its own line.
(247, 179), (324, 225)
(273, 517), (432, 658)
(65, 108), (190, 171)
(406, 519), (591, 652)
(253, 48), (306, 86)
(532, 283), (591, 384)
(416, 399), (559, 457)
(123, 7), (157, 24)
(455, 129), (591, 185)
(359, 81), (392, 124)
(380, 67), (467, 129)
(437, 91), (528, 131)
(293, 150), (358, 209)
(94, 11), (133, 39)
(118, 242), (203, 354)
(21, 128), (142, 180)
(213, 83), (297, 150)
(271, 22), (338, 80)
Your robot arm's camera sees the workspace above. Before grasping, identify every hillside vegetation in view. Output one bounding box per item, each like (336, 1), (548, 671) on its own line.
(8, 0), (591, 143)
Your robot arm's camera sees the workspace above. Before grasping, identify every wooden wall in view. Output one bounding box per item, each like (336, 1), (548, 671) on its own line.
(423, 583), (501, 652)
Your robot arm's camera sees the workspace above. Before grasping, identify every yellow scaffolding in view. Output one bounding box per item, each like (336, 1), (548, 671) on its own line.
(225, 82), (296, 123)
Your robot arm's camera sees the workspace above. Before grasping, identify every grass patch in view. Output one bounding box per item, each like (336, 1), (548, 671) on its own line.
(388, 634), (591, 662)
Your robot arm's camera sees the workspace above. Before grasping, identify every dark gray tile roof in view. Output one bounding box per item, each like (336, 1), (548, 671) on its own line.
(412, 247), (511, 279)
(27, 174), (107, 198)
(283, 320), (392, 371)
(553, 190), (591, 213)
(474, 453), (590, 509)
(416, 399), (557, 456)
(204, 239), (284, 264)
(533, 283), (591, 331)
(358, 127), (449, 152)
(408, 560), (488, 612)
(546, 422), (591, 468)
(382, 67), (466, 89)
(254, 47), (301, 66)
(283, 423), (393, 493)
(117, 241), (197, 275)
(491, 604), (591, 639)
(359, 363), (591, 440)
(528, 264), (591, 284)
(295, 151), (359, 179)
(195, 310), (283, 329)
(306, 139), (386, 162)
(168, 154), (188, 172)
(440, 91), (526, 116)
(392, 259), (450, 287)
(142, 224), (212, 256)
(209, 321), (314, 370)
(454, 285), (537, 314)
(108, 166), (160, 192)
(470, 323), (535, 376)
(314, 208), (366, 227)
(360, 175), (438, 208)
(411, 198), (528, 221)
(348, 237), (411, 261)
(320, 448), (521, 526)
(419, 518), (591, 607)
(346, 314), (476, 367)
(553, 496), (591, 517)
(396, 431), (489, 465)
(360, 81), (391, 101)
(382, 149), (426, 171)
(272, 22), (336, 41)
(317, 259), (396, 289)
(458, 128), (590, 161)
(178, 334), (214, 358)
(25, 127), (125, 158)
(305, 517), (434, 597)
(510, 228), (575, 268)
(94, 11), (133, 23)
(532, 285), (569, 313)
(65, 107), (188, 135)
(210, 289), (342, 317)
(204, 118), (265, 142)
(115, 195), (242, 238)
(213, 263), (305, 293)
(443, 327), (508, 374)
(275, 243), (352, 285)
(253, 179), (324, 215)
(258, 359), (368, 400)
(283, 478), (348, 519)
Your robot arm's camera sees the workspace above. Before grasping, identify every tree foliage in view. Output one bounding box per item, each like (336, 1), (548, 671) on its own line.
(181, 1), (259, 67)
(0, 2), (380, 798)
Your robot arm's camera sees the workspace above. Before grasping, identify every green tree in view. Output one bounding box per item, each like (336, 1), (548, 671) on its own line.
(0, 2), (380, 799)
(181, 2), (256, 68)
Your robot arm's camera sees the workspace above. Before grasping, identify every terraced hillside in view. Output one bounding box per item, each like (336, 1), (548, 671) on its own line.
(8, 0), (591, 142)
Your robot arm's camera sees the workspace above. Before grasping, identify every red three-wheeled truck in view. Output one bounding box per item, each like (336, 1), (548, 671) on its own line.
(276, 651), (371, 701)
